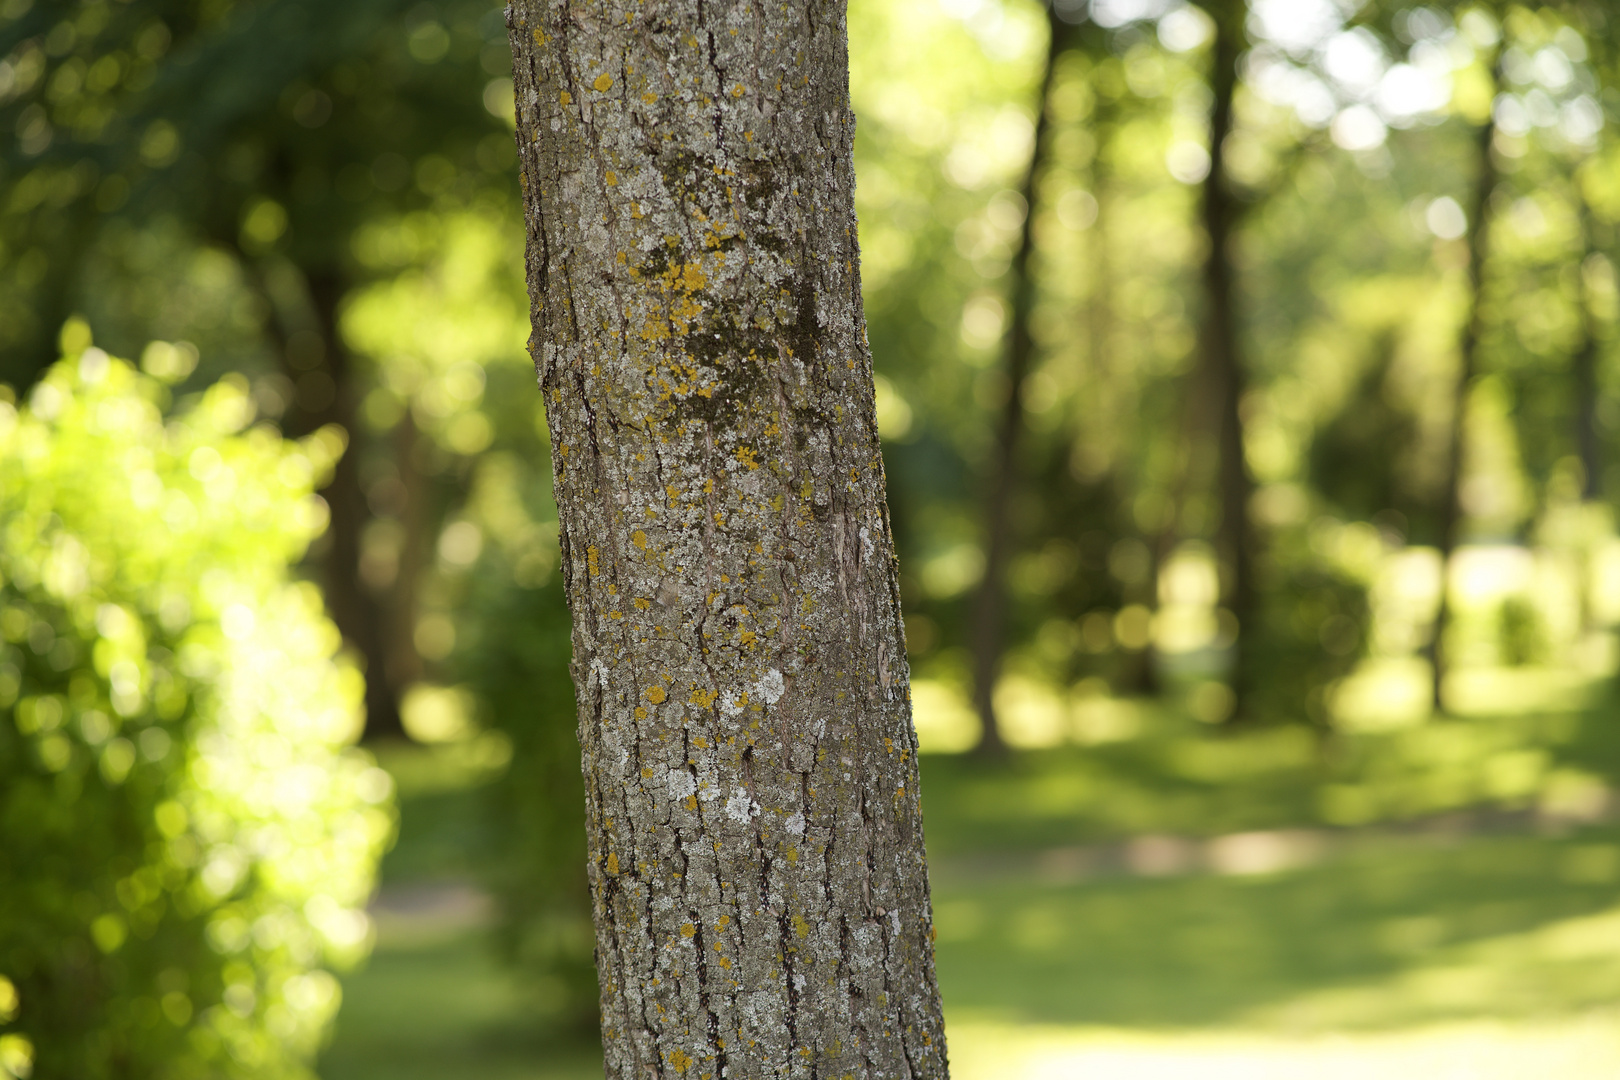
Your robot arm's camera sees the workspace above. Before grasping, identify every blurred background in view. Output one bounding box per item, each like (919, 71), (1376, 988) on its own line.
(6, 0), (1620, 1076)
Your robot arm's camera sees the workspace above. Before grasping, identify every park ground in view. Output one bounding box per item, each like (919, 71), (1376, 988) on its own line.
(319, 662), (1620, 1079)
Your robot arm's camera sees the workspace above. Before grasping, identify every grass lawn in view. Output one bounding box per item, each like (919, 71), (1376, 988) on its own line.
(320, 678), (1620, 1078)
(317, 929), (602, 1080)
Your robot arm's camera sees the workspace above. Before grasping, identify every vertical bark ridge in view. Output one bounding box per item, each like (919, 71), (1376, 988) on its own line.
(507, 1), (948, 1076)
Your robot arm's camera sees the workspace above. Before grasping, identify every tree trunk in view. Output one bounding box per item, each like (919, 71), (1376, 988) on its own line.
(385, 411), (428, 696)
(1200, 0), (1257, 722)
(305, 269), (405, 740)
(1573, 183), (1602, 502)
(1431, 54), (1500, 714)
(507, 2), (949, 1077)
(1571, 176), (1605, 643)
(1075, 71), (1160, 697)
(968, 15), (1064, 756)
(244, 256), (405, 739)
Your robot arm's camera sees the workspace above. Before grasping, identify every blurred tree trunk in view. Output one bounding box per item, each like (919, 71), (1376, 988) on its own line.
(1199, 0), (1258, 722)
(244, 258), (406, 739)
(305, 269), (405, 740)
(507, 0), (948, 1076)
(1573, 183), (1603, 502)
(1571, 173), (1606, 644)
(1098, 97), (1159, 698)
(1431, 53), (1501, 714)
(14, 214), (97, 391)
(969, 14), (1065, 756)
(385, 412), (428, 697)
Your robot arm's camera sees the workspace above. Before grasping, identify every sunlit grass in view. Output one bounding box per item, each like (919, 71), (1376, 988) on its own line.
(947, 1015), (1620, 1080)
(325, 810), (1620, 1080)
(935, 826), (1620, 1077)
(933, 830), (1620, 1028)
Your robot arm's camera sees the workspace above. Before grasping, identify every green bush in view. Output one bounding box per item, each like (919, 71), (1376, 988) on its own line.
(1497, 595), (1547, 668)
(0, 332), (394, 1080)
(1250, 524), (1375, 728)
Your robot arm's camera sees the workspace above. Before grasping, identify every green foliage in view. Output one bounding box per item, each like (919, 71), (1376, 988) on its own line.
(0, 335), (394, 1079)
(443, 449), (593, 1030)
(455, 575), (595, 1031)
(0, 0), (516, 387)
(1497, 594), (1548, 666)
(1250, 523), (1377, 728)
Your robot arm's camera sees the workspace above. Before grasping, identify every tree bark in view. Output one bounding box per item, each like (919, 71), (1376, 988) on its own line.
(1430, 53), (1500, 714)
(506, 2), (948, 1077)
(1200, 0), (1258, 722)
(968, 15), (1063, 756)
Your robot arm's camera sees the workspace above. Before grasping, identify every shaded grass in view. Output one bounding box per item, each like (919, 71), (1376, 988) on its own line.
(319, 931), (602, 1080)
(934, 826), (1620, 1029)
(916, 725), (1325, 854)
(320, 742), (603, 1080)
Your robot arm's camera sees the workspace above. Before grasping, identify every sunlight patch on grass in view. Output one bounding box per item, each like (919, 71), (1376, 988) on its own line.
(947, 1015), (1620, 1080)
(370, 738), (509, 798)
(1249, 905), (1620, 1031)
(914, 675), (1155, 756)
(1333, 661), (1602, 732)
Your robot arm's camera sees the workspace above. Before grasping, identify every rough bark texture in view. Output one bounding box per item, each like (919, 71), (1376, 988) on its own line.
(1200, 0), (1257, 722)
(506, 2), (948, 1077)
(968, 16), (1062, 756)
(1431, 56), (1499, 713)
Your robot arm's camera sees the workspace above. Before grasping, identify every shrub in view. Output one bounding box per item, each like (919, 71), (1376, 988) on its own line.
(0, 332), (394, 1080)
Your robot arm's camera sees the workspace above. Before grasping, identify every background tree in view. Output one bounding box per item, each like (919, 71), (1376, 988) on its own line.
(969, 8), (1068, 755)
(1430, 30), (1503, 712)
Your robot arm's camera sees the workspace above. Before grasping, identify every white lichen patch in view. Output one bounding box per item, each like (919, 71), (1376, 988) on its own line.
(667, 767), (697, 801)
(724, 790), (759, 825)
(753, 668), (785, 705)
